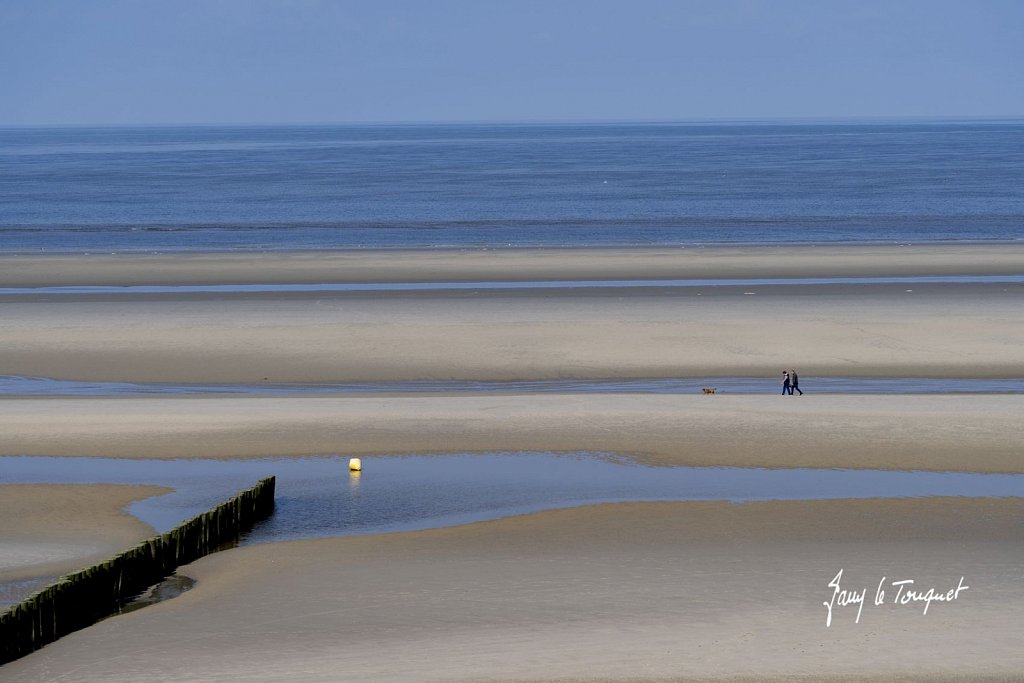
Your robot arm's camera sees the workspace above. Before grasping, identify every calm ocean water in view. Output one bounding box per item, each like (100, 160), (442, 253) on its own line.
(1, 121), (1022, 252)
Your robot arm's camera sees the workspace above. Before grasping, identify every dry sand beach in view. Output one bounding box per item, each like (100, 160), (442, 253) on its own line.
(2, 244), (1023, 681)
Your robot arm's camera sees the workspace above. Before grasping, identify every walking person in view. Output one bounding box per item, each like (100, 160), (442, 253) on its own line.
(790, 369), (803, 395)
(781, 370), (791, 395)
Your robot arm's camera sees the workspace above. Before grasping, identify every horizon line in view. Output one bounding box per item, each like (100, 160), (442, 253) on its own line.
(3, 114), (1024, 129)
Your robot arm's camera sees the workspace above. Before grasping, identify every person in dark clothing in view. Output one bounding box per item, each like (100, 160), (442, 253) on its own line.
(790, 369), (803, 395)
(782, 371), (791, 395)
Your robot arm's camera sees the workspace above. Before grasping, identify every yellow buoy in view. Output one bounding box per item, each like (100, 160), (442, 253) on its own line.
(349, 458), (362, 472)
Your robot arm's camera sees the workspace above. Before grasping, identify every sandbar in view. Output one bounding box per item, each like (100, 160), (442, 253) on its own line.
(2, 243), (1024, 287)
(1, 394), (1023, 472)
(2, 284), (1023, 383)
(2, 245), (1022, 383)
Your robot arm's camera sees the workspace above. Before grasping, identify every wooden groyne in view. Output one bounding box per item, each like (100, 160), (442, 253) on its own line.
(0, 476), (275, 665)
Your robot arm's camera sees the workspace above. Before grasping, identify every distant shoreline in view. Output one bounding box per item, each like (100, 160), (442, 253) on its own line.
(2, 242), (1024, 288)
(2, 237), (1024, 258)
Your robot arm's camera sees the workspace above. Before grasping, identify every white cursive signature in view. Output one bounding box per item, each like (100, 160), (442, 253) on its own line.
(824, 569), (968, 627)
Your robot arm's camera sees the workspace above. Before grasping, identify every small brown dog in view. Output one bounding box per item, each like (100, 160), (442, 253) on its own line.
(702, 387), (717, 394)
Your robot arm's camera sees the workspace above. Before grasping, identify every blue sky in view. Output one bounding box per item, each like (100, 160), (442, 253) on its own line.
(2, 0), (1022, 124)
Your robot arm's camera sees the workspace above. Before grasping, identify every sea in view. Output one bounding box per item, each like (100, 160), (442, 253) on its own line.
(1, 120), (1022, 252)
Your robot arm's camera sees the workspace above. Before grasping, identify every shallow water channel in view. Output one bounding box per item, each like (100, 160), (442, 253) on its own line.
(3, 273), (1024, 296)
(4, 453), (1024, 544)
(3, 375), (1023, 396)
(4, 452), (1024, 608)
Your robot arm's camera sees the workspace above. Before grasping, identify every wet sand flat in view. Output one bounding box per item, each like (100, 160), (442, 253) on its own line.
(5, 497), (1022, 682)
(0, 484), (169, 585)
(1, 394), (1023, 472)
